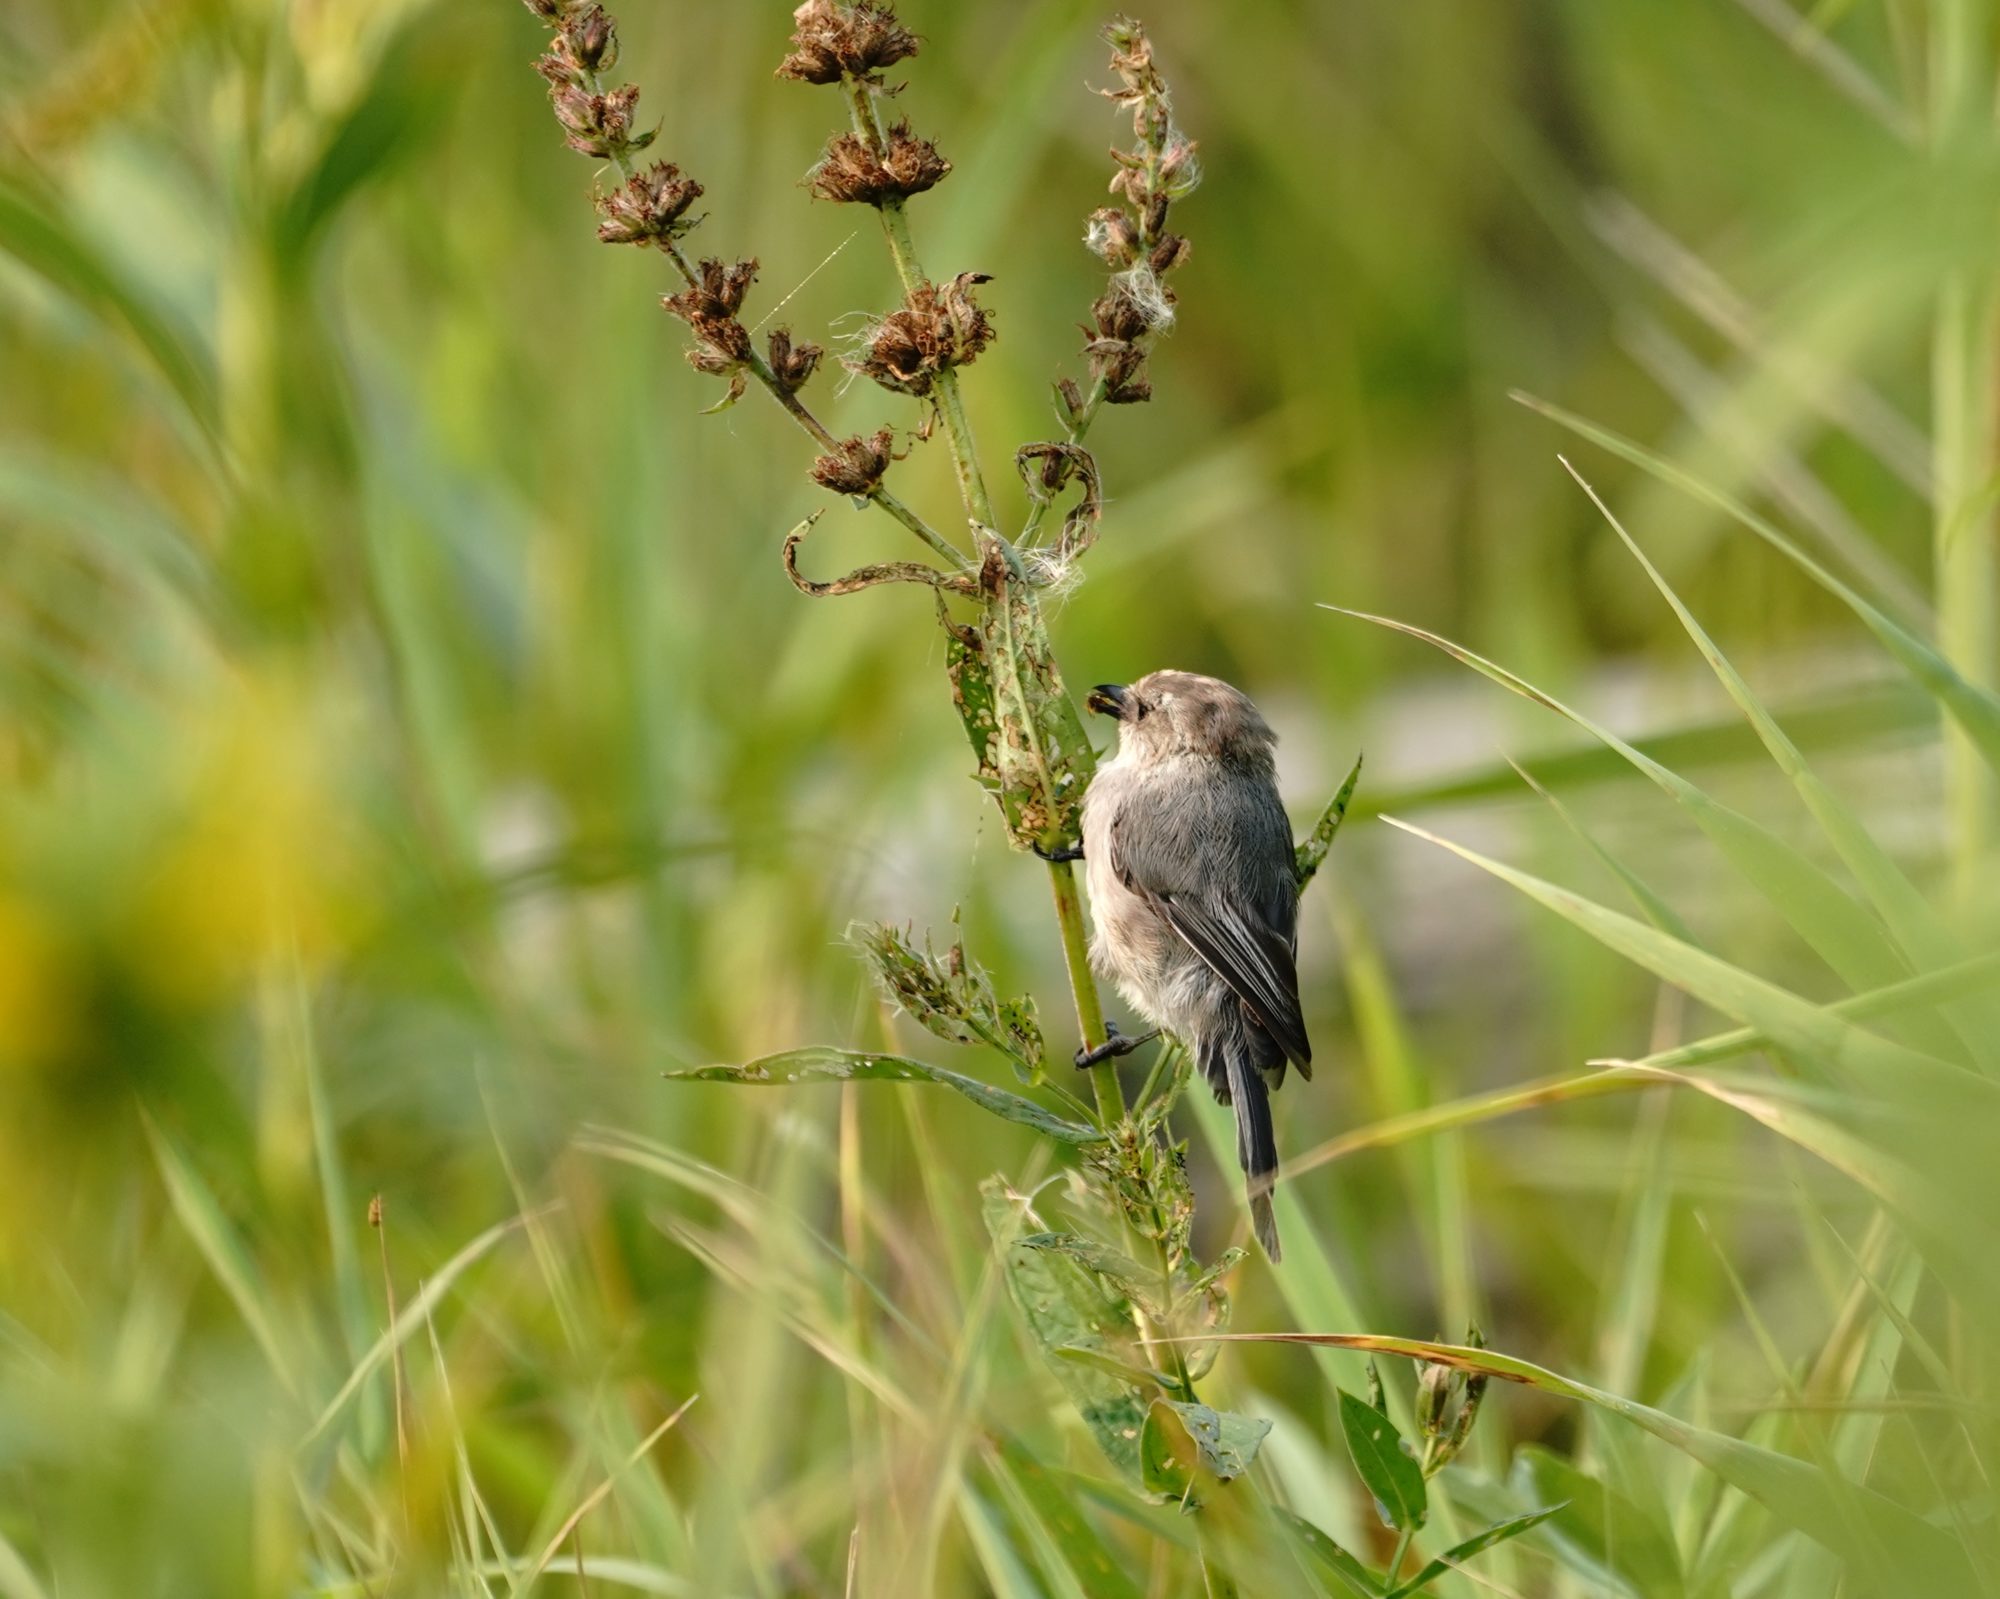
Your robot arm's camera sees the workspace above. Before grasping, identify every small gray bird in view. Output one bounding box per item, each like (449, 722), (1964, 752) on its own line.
(1074, 670), (1310, 1261)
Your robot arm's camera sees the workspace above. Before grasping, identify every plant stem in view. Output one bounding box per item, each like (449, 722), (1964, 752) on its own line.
(841, 77), (997, 531)
(1047, 858), (1124, 1125)
(1390, 1526), (1416, 1587)
(587, 78), (962, 568)
(1928, 1), (1999, 912)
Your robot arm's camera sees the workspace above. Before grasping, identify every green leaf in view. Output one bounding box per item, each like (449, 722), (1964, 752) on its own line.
(982, 1180), (1150, 1487)
(1162, 1400), (1272, 1481)
(669, 1049), (1102, 1145)
(1338, 1388), (1428, 1531)
(1515, 392), (2000, 779)
(1140, 1400), (1196, 1504)
(1021, 1231), (1166, 1321)
(1331, 607), (1919, 1001)
(0, 179), (218, 449)
(1274, 1507), (1385, 1597)
(1296, 751), (1365, 890)
(1509, 1446), (1684, 1599)
(1383, 1503), (1567, 1598)
(988, 1435), (1144, 1599)
(1220, 1333), (1978, 1593)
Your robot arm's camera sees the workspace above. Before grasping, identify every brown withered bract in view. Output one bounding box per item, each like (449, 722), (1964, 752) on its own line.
(547, 80), (651, 159)
(1083, 207), (1139, 268)
(563, 3), (617, 72)
(777, 0), (919, 86)
(766, 328), (824, 393)
(594, 161), (703, 245)
(851, 273), (993, 397)
(809, 428), (898, 496)
(808, 122), (949, 206)
(663, 257), (757, 322)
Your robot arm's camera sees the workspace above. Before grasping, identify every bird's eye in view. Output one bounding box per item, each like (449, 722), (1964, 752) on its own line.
(1128, 698), (1148, 721)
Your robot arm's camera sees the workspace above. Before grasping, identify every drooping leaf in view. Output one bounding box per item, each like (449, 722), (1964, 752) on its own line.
(1383, 1503), (1567, 1598)
(982, 1179), (1149, 1487)
(1021, 1231), (1166, 1321)
(669, 1049), (1101, 1145)
(1337, 1388), (1427, 1531)
(1162, 1400), (1272, 1481)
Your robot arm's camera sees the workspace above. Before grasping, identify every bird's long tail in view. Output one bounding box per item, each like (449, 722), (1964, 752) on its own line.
(1223, 1045), (1282, 1263)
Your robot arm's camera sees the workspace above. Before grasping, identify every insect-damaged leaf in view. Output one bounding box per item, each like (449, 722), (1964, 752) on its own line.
(1296, 751), (1365, 891)
(1019, 1231), (1167, 1322)
(983, 1179), (1149, 1487)
(669, 1050), (1100, 1145)
(942, 543), (1096, 853)
(851, 921), (1045, 1081)
(1160, 1399), (1272, 1481)
(1338, 1388), (1428, 1532)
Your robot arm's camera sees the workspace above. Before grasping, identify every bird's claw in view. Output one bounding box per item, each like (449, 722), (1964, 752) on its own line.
(1032, 839), (1084, 863)
(1074, 1021), (1160, 1070)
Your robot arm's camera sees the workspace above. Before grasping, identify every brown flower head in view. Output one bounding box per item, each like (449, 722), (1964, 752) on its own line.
(767, 327), (824, 393)
(561, 3), (617, 72)
(850, 273), (993, 397)
(595, 161), (704, 245)
(778, 0), (919, 85)
(1083, 207), (1139, 268)
(663, 257), (758, 324)
(520, 0), (569, 24)
(548, 80), (653, 159)
(807, 122), (949, 206)
(810, 428), (898, 496)
(1147, 231), (1191, 276)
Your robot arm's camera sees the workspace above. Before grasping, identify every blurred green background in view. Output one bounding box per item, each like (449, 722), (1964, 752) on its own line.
(3, 0), (1998, 1594)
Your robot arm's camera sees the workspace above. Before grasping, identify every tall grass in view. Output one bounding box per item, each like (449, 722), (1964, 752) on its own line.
(1, 0), (1996, 1595)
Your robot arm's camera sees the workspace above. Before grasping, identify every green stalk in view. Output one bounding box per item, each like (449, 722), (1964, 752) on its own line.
(1928, 2), (1999, 909)
(1048, 859), (1123, 1125)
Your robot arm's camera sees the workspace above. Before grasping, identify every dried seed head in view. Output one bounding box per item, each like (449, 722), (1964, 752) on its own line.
(548, 79), (653, 159)
(810, 428), (898, 496)
(850, 273), (994, 397)
(807, 122), (949, 205)
(663, 256), (758, 322)
(1084, 207), (1140, 268)
(778, 0), (920, 85)
(767, 328), (824, 392)
(595, 161), (704, 245)
(1147, 230), (1191, 275)
(521, 0), (569, 22)
(563, 3), (617, 71)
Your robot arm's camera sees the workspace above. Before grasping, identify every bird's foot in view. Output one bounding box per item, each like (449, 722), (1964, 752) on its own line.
(1074, 1020), (1160, 1070)
(1032, 839), (1084, 863)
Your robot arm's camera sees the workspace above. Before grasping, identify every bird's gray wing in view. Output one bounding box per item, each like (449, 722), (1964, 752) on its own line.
(1109, 784), (1312, 1073)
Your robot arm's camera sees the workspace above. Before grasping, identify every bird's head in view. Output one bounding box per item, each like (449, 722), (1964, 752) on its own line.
(1087, 670), (1277, 767)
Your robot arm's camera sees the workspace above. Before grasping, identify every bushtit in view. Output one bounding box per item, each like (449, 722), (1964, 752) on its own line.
(1071, 670), (1310, 1261)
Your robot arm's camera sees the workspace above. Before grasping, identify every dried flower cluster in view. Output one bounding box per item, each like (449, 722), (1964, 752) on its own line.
(777, 0), (920, 85)
(808, 122), (952, 206)
(525, 0), (829, 419)
(810, 428), (900, 497)
(1060, 16), (1202, 419)
(850, 273), (994, 397)
(594, 161), (703, 245)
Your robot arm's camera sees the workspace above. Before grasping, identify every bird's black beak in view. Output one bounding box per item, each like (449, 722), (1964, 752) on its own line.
(1087, 683), (1129, 720)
